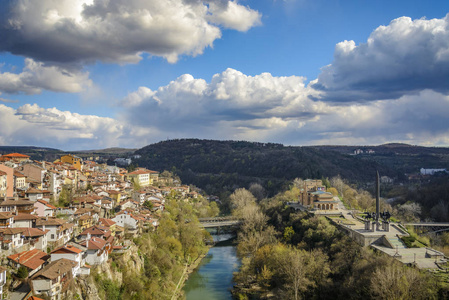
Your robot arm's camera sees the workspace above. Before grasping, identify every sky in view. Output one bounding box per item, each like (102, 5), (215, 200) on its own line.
(0, 0), (449, 151)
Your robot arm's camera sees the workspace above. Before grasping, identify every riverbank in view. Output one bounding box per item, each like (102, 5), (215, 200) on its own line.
(172, 245), (212, 299)
(184, 240), (241, 300)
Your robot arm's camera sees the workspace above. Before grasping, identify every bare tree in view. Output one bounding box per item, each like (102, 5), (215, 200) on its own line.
(230, 188), (257, 216)
(249, 183), (266, 201)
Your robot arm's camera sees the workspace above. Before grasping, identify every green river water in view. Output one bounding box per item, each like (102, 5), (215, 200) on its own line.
(183, 236), (240, 300)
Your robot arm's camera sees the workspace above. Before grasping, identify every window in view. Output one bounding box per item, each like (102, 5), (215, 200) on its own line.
(51, 234), (55, 239)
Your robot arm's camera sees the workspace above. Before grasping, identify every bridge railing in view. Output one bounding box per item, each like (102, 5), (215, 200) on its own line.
(198, 216), (242, 223)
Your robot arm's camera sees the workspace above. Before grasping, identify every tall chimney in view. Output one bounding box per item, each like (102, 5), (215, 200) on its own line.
(376, 171), (380, 223)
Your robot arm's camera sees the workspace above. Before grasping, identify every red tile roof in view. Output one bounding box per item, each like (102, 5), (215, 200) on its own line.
(80, 236), (107, 250)
(51, 245), (83, 254)
(8, 248), (49, 270)
(36, 199), (57, 209)
(3, 153), (30, 158)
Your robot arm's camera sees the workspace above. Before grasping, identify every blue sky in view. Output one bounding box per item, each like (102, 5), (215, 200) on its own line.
(1, 0), (449, 150)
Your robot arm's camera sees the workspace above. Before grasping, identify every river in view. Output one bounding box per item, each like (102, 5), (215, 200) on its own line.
(183, 234), (240, 300)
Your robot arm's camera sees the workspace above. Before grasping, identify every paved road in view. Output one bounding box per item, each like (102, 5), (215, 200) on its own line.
(9, 282), (30, 300)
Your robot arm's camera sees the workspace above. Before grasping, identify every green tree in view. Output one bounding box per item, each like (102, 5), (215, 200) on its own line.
(143, 200), (154, 210)
(17, 266), (28, 278)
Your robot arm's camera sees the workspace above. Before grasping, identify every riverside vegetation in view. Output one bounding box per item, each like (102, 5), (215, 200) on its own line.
(69, 190), (218, 300)
(231, 183), (449, 300)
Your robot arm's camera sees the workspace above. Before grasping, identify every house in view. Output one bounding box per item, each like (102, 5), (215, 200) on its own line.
(31, 258), (78, 300)
(36, 217), (74, 247)
(20, 227), (49, 251)
(0, 170), (7, 198)
(18, 163), (46, 189)
(79, 236), (109, 265)
(8, 248), (49, 277)
(0, 164), (14, 198)
(13, 213), (38, 228)
(112, 212), (139, 231)
(78, 214), (94, 231)
(25, 188), (51, 202)
(79, 225), (111, 241)
(0, 153), (30, 163)
(98, 218), (116, 236)
(60, 155), (82, 171)
(0, 227), (24, 251)
(51, 245), (89, 276)
(0, 266), (7, 300)
(127, 169), (152, 187)
(34, 200), (57, 217)
(120, 199), (139, 210)
(0, 197), (36, 214)
(0, 212), (14, 228)
(14, 170), (27, 191)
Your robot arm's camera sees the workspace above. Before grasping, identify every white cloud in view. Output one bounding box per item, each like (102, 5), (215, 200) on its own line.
(1, 74), (449, 150)
(0, 103), (144, 150)
(118, 69), (449, 147)
(313, 14), (449, 102)
(207, 1), (261, 31)
(0, 0), (261, 65)
(0, 58), (91, 94)
(120, 68), (322, 132)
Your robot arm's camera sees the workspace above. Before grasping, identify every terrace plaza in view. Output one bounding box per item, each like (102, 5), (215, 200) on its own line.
(328, 204), (445, 269)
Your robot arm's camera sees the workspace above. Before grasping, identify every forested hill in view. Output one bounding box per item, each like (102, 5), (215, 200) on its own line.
(133, 139), (403, 195)
(0, 146), (63, 161)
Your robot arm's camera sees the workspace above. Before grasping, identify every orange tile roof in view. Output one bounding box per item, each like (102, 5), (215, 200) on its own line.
(51, 245), (83, 254)
(3, 153), (30, 158)
(99, 218), (116, 227)
(8, 248), (49, 270)
(36, 199), (57, 209)
(81, 236), (107, 250)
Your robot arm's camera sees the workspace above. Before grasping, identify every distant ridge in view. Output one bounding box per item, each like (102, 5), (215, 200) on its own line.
(73, 147), (137, 154)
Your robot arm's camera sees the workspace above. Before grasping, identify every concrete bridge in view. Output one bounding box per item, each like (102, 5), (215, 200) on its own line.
(403, 222), (449, 234)
(198, 216), (243, 228)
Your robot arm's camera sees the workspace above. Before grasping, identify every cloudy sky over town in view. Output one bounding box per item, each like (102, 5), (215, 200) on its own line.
(0, 0), (448, 150)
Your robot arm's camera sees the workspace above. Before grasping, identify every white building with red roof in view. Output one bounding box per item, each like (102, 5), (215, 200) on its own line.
(79, 236), (109, 265)
(51, 245), (89, 276)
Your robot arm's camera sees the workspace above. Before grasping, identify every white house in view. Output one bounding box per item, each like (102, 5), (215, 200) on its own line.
(112, 212), (139, 230)
(0, 212), (14, 228)
(51, 245), (89, 276)
(36, 217), (74, 246)
(79, 236), (109, 265)
(13, 213), (38, 228)
(21, 227), (49, 251)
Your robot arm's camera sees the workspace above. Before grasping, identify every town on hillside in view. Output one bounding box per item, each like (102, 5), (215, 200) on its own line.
(0, 152), (207, 299)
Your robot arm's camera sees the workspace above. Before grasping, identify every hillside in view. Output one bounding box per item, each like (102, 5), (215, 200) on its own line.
(133, 139), (404, 195)
(311, 144), (449, 174)
(0, 146), (63, 161)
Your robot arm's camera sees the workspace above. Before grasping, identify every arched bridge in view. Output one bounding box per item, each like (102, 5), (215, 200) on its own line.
(198, 216), (243, 228)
